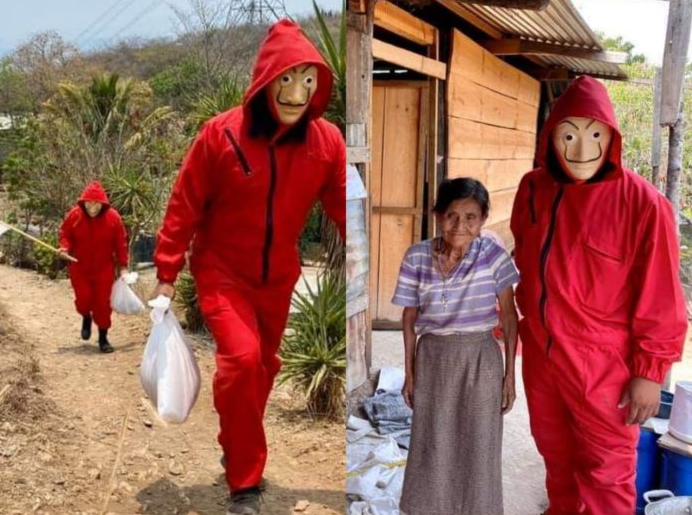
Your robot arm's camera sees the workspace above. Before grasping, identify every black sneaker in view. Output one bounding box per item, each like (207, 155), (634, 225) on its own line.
(81, 315), (92, 341)
(226, 487), (262, 515)
(98, 328), (114, 354)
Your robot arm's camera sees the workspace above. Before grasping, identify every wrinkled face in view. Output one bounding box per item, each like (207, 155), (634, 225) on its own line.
(552, 116), (613, 182)
(436, 198), (486, 249)
(84, 201), (102, 218)
(267, 64), (318, 126)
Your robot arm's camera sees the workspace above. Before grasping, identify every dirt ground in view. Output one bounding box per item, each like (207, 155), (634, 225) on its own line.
(0, 264), (344, 515)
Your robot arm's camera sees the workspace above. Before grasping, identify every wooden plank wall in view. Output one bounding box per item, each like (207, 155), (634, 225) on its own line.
(447, 29), (540, 246)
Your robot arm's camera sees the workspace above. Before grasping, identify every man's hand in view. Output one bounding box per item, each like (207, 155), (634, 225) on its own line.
(151, 281), (176, 300)
(619, 377), (661, 425)
(119, 268), (129, 278)
(57, 247), (73, 261)
(402, 374), (414, 408)
(502, 372), (516, 415)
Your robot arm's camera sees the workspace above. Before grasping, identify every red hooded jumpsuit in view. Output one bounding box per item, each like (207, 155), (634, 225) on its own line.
(153, 20), (345, 492)
(59, 181), (129, 330)
(511, 76), (687, 515)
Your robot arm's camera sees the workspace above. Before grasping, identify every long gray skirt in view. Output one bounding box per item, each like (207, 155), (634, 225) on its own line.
(399, 331), (504, 515)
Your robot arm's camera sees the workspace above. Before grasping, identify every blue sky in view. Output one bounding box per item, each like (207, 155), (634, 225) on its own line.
(0, 0), (342, 57)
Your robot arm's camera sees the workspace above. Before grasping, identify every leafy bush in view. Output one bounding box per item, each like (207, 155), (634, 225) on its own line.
(175, 271), (206, 333)
(33, 231), (66, 279)
(279, 271), (345, 419)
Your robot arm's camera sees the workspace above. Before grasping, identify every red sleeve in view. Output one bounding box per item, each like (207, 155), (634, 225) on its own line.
(58, 209), (77, 251)
(630, 195), (687, 383)
(112, 211), (129, 267)
(319, 128), (346, 241)
(154, 123), (215, 284)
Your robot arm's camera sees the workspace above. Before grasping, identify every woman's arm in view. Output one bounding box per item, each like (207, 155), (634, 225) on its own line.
(402, 306), (419, 408)
(498, 286), (518, 414)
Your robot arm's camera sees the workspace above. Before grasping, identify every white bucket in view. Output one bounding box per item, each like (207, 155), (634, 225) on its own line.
(670, 381), (692, 444)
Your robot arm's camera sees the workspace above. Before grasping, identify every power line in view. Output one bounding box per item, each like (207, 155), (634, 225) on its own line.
(108, 0), (165, 45)
(73, 0), (129, 42)
(78, 0), (141, 47)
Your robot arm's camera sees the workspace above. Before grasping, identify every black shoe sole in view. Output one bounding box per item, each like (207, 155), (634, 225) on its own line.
(81, 330), (91, 341)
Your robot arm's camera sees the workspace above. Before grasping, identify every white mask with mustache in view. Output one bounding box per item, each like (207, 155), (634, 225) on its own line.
(267, 64), (318, 126)
(552, 117), (613, 183)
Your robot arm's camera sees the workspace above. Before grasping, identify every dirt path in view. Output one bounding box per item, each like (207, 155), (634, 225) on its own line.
(0, 264), (344, 515)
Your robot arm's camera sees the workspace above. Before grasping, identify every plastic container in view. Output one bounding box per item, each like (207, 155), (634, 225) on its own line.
(660, 448), (692, 496)
(636, 428), (662, 515)
(644, 490), (692, 515)
(669, 381), (692, 444)
(656, 390), (674, 419)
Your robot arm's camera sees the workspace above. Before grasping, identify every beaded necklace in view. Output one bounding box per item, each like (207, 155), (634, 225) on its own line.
(435, 237), (466, 310)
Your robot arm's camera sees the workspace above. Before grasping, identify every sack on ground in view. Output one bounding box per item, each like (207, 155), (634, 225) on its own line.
(110, 273), (144, 315)
(141, 295), (200, 424)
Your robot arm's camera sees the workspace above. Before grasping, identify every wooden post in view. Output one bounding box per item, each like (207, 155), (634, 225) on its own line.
(346, 0), (374, 391)
(660, 0), (692, 226)
(665, 110), (685, 227)
(651, 67), (663, 190)
(660, 0), (692, 125)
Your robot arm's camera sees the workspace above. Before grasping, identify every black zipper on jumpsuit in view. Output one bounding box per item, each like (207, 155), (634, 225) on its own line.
(538, 185), (564, 355)
(262, 146), (278, 284)
(224, 128), (253, 176)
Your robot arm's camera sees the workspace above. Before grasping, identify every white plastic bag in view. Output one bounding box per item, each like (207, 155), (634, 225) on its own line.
(140, 295), (201, 423)
(110, 272), (145, 315)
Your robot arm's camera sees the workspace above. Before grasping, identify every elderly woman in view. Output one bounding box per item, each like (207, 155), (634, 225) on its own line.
(392, 177), (519, 515)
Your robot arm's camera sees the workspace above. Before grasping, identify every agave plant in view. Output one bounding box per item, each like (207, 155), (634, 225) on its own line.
(312, 0), (345, 131)
(311, 1), (346, 279)
(279, 271), (346, 419)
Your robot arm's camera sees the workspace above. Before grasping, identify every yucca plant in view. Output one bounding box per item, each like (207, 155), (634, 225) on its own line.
(279, 271), (346, 419)
(175, 271), (207, 333)
(189, 78), (244, 129)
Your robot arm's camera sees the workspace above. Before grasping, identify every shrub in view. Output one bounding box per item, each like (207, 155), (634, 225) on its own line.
(279, 271), (345, 419)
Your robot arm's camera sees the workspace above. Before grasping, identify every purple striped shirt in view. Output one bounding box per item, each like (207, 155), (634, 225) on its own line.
(392, 236), (519, 336)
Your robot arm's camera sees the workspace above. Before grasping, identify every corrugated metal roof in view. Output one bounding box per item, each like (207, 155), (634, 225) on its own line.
(452, 0), (626, 79)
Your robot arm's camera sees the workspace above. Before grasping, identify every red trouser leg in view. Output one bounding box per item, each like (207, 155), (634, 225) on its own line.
(69, 270), (93, 317)
(255, 288), (293, 412)
(523, 324), (638, 515)
(565, 343), (638, 515)
(523, 337), (584, 515)
(200, 285), (293, 492)
(92, 272), (113, 329)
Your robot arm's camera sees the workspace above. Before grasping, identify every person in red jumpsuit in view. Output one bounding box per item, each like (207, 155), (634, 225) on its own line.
(59, 181), (129, 353)
(511, 75), (687, 515)
(151, 19), (345, 515)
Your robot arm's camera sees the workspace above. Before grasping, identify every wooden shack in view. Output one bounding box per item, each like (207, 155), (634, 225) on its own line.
(345, 0), (626, 391)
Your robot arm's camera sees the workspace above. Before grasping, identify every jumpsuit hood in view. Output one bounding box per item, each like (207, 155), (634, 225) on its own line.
(77, 181), (111, 208)
(537, 75), (623, 181)
(242, 19), (333, 122)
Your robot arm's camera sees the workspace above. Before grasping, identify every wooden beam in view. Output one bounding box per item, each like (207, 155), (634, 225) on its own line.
(660, 0), (692, 125)
(374, 0), (436, 46)
(523, 66), (570, 81)
(482, 38), (627, 64)
(435, 0), (503, 39)
(372, 38), (447, 80)
(347, 146), (371, 164)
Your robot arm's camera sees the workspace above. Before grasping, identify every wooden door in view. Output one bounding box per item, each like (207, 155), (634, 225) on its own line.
(370, 81), (428, 328)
